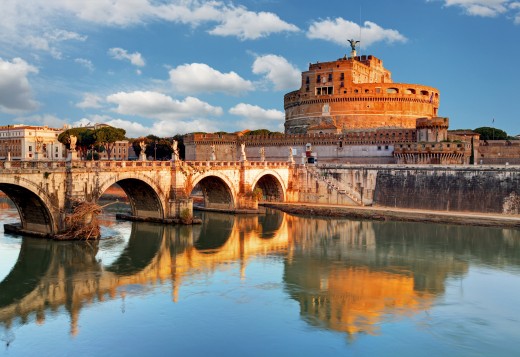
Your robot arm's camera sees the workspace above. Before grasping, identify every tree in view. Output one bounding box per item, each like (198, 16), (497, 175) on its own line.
(474, 127), (508, 141)
(94, 126), (126, 160)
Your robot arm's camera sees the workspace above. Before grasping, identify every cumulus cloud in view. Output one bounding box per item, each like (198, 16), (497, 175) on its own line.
(0, 57), (39, 114)
(0, 0), (298, 54)
(208, 6), (299, 40)
(307, 19), (407, 47)
(252, 55), (300, 90)
(229, 103), (284, 131)
(108, 47), (145, 67)
(169, 63), (253, 95)
(106, 90), (223, 120)
(76, 93), (103, 109)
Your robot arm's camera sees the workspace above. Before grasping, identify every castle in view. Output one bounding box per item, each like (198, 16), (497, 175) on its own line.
(284, 54), (439, 134)
(185, 45), (491, 165)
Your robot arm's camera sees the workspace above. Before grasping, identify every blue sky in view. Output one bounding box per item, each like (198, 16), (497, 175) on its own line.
(0, 0), (519, 138)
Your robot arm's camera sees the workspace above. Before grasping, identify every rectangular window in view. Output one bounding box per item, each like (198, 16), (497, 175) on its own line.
(340, 73), (344, 80)
(328, 73), (332, 81)
(385, 145), (389, 150)
(377, 146), (382, 151)
(29, 145), (32, 152)
(305, 76), (309, 84)
(375, 87), (381, 93)
(316, 75), (321, 83)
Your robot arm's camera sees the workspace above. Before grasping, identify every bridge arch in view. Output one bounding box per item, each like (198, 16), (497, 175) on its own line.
(0, 181), (57, 235)
(97, 174), (165, 219)
(191, 173), (236, 211)
(251, 171), (286, 202)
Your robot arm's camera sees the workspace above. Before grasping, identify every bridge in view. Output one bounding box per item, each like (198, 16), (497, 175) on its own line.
(0, 159), (296, 237)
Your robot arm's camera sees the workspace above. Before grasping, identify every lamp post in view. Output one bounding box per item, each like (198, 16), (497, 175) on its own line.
(154, 140), (158, 161)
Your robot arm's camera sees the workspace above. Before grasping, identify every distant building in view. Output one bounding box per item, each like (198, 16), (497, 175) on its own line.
(0, 124), (66, 160)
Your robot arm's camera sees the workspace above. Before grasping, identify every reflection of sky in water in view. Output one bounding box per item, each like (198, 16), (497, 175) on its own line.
(96, 216), (132, 267)
(0, 208), (22, 282)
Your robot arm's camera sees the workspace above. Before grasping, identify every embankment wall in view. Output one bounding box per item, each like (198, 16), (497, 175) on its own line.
(305, 165), (520, 214)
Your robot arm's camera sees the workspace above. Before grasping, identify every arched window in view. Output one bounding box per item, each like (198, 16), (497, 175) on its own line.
(386, 87), (398, 94)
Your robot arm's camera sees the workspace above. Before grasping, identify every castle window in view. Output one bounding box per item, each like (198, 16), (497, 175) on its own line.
(306, 85), (310, 92)
(340, 82), (344, 88)
(365, 89), (370, 93)
(305, 76), (309, 84)
(385, 145), (389, 150)
(405, 88), (416, 94)
(340, 73), (344, 80)
(316, 75), (321, 83)
(377, 146), (382, 151)
(328, 73), (333, 82)
(354, 89), (359, 94)
(421, 90), (429, 96)
(375, 87), (381, 93)
(386, 87), (398, 94)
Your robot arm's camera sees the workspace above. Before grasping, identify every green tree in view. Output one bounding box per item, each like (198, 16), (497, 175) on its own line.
(474, 127), (508, 140)
(94, 126), (126, 160)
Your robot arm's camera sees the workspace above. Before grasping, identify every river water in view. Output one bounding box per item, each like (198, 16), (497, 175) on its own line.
(1, 202), (520, 356)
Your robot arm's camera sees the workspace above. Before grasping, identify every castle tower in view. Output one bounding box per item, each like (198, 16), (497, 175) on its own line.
(284, 54), (440, 134)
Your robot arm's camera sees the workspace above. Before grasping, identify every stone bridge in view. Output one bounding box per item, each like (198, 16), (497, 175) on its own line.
(0, 160), (297, 237)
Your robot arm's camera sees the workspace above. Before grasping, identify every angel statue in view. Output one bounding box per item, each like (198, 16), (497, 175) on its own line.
(347, 39), (360, 51)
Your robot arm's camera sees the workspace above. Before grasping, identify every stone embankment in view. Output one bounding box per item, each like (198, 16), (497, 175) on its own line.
(262, 203), (520, 229)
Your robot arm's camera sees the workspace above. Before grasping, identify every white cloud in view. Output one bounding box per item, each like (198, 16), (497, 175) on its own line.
(229, 103), (284, 131)
(74, 116), (218, 137)
(75, 58), (95, 72)
(307, 19), (407, 48)
(5, 23), (86, 58)
(442, 0), (508, 17)
(106, 90), (223, 120)
(0, 0), (299, 55)
(16, 114), (69, 128)
(108, 47), (145, 67)
(208, 6), (299, 40)
(0, 58), (39, 114)
(77, 93), (103, 109)
(252, 55), (301, 90)
(169, 63), (254, 95)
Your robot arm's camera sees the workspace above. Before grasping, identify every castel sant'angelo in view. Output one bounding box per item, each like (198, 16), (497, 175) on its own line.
(185, 41), (517, 165)
(284, 40), (439, 134)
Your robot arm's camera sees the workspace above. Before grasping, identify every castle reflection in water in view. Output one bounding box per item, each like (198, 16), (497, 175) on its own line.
(1, 209), (520, 338)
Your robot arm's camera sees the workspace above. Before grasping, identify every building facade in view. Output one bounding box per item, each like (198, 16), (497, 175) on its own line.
(0, 125), (66, 160)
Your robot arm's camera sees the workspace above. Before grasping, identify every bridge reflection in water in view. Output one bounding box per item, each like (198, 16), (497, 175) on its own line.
(1, 210), (520, 339)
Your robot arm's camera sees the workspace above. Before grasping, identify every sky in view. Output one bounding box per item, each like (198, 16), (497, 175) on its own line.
(0, 0), (519, 138)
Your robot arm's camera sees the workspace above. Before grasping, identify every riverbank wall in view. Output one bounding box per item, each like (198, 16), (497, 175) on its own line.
(295, 164), (520, 215)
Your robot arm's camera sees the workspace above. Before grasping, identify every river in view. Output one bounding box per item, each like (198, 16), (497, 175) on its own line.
(1, 201), (520, 356)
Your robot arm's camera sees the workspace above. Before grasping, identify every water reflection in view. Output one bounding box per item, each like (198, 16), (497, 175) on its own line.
(0, 208), (519, 343)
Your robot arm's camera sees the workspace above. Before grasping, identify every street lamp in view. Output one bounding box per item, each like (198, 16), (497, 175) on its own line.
(154, 140), (158, 161)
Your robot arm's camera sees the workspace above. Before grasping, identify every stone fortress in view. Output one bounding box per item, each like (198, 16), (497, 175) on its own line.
(185, 42), (519, 166)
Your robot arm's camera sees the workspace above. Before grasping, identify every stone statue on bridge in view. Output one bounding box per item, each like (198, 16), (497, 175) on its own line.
(69, 135), (77, 151)
(139, 141), (147, 161)
(210, 145), (216, 161)
(288, 147), (295, 164)
(172, 140), (180, 162)
(240, 143), (247, 162)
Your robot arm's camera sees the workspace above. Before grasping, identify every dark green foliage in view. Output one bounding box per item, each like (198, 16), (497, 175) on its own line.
(474, 127), (508, 140)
